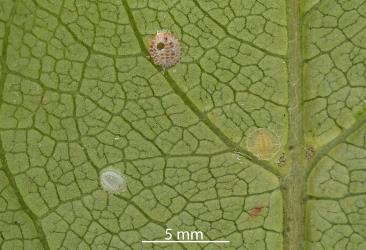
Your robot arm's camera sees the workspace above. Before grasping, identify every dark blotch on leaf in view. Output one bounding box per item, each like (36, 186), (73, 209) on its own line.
(157, 42), (165, 50)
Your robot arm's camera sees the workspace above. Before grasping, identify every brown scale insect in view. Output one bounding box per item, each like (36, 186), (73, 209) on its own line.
(276, 152), (286, 167)
(149, 31), (182, 69)
(305, 145), (315, 161)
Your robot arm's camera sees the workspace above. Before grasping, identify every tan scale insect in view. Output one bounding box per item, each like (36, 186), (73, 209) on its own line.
(149, 31), (182, 69)
(246, 128), (281, 160)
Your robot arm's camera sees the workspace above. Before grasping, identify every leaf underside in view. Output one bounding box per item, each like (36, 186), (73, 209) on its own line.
(0, 0), (365, 249)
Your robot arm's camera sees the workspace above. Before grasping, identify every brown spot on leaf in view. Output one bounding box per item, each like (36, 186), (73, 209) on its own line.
(305, 145), (315, 160)
(41, 96), (48, 105)
(249, 206), (264, 218)
(276, 152), (286, 167)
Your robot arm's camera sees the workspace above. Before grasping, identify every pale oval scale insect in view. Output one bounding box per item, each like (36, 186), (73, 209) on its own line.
(149, 31), (182, 69)
(246, 128), (281, 160)
(100, 169), (126, 193)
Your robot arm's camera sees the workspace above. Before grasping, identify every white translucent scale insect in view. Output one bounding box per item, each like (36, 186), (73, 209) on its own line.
(100, 169), (126, 193)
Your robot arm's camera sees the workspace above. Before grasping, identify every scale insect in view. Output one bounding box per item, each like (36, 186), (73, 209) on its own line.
(100, 169), (126, 194)
(305, 145), (315, 160)
(246, 128), (281, 160)
(148, 30), (182, 69)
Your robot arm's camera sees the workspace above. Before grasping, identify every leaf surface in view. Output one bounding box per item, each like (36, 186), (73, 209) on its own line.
(0, 0), (365, 249)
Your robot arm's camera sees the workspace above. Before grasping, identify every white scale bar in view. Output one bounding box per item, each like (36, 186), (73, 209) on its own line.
(142, 240), (230, 243)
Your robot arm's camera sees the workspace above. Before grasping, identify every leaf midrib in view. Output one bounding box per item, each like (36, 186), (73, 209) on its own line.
(282, 0), (305, 249)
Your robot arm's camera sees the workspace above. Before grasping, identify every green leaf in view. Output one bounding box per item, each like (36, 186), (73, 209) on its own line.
(0, 0), (365, 249)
